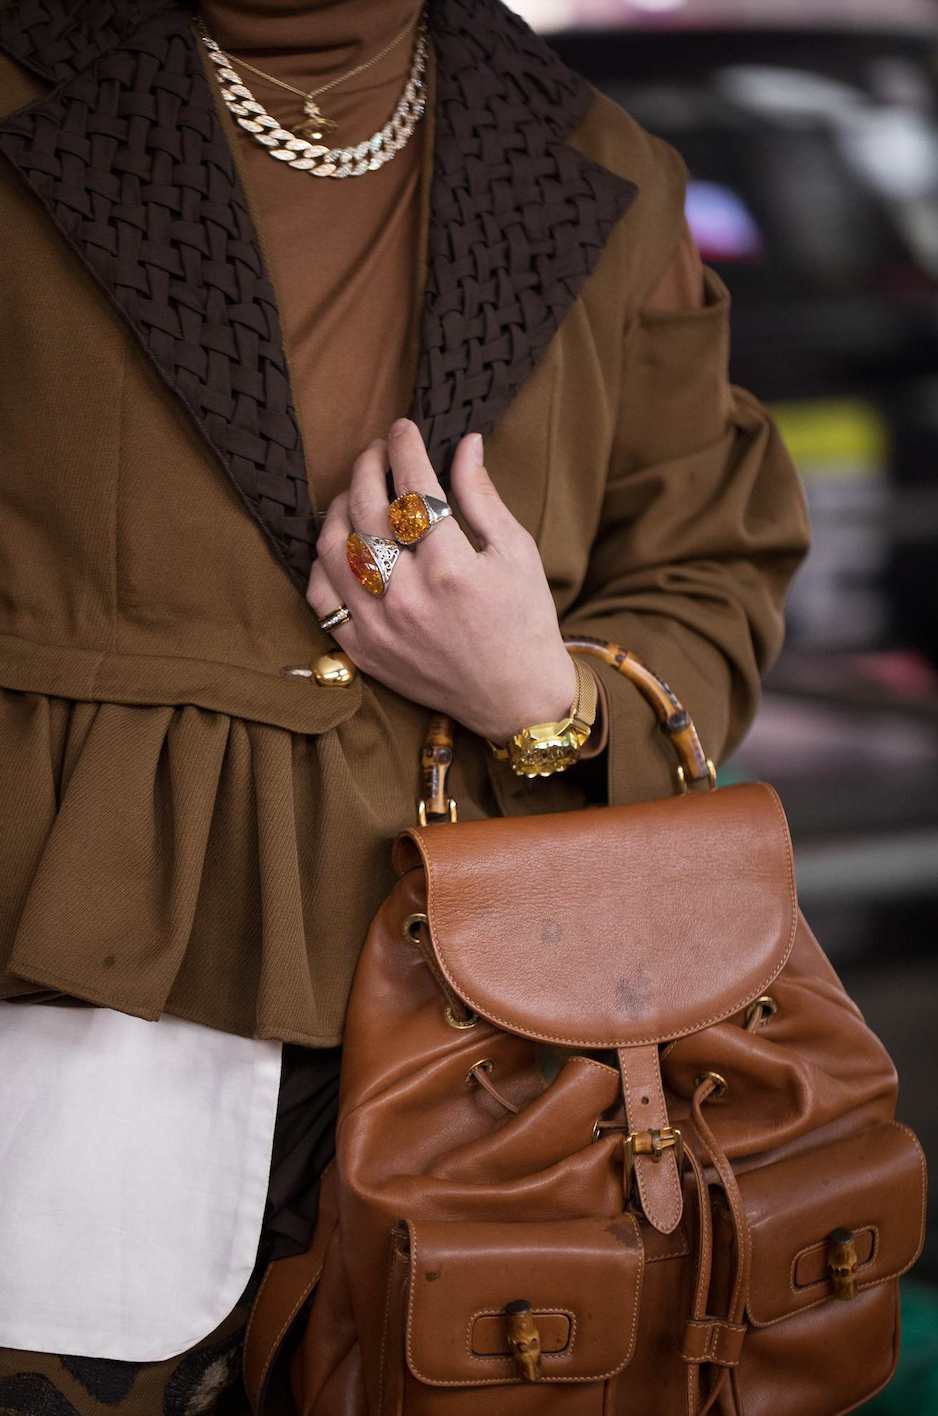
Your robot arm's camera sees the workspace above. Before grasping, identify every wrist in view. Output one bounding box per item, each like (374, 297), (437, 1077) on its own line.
(486, 650), (579, 747)
(487, 655), (599, 778)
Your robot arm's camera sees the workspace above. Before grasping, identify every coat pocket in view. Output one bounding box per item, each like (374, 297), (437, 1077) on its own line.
(378, 1215), (645, 1415)
(729, 1121), (927, 1416)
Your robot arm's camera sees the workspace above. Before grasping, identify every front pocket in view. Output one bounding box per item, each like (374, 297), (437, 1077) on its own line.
(730, 1121), (926, 1416)
(384, 1215), (645, 1414)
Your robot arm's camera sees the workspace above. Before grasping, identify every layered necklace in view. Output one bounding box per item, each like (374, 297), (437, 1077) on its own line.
(194, 6), (429, 179)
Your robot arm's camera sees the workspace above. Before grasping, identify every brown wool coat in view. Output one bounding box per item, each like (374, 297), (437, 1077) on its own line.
(0, 0), (810, 1046)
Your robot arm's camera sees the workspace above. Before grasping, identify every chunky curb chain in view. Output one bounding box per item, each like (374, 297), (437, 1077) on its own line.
(195, 16), (429, 179)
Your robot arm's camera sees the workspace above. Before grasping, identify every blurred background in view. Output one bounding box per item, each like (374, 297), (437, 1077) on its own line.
(510, 0), (938, 1406)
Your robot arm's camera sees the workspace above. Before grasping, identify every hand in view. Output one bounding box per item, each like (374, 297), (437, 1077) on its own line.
(305, 418), (578, 744)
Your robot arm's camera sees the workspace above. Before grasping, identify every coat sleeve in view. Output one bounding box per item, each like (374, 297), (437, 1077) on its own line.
(489, 215), (811, 813)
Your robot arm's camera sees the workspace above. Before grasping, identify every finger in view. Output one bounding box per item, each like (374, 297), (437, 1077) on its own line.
(387, 418), (445, 498)
(316, 491), (362, 598)
(306, 560), (354, 642)
(347, 438), (393, 536)
(317, 488), (417, 605)
(387, 418), (477, 567)
(316, 491), (353, 572)
(449, 433), (524, 552)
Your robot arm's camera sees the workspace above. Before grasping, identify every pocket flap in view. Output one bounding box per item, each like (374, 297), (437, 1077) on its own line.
(404, 1216), (644, 1386)
(743, 1122), (926, 1327)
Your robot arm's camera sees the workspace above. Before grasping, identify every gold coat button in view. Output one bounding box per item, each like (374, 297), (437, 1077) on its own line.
(313, 651), (356, 687)
(280, 653), (357, 686)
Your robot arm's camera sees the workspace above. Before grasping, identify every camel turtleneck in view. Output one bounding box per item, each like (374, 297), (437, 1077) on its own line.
(197, 0), (424, 130)
(194, 0), (434, 512)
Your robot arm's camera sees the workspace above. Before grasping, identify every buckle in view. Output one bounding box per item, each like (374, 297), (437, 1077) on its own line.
(623, 1126), (684, 1194)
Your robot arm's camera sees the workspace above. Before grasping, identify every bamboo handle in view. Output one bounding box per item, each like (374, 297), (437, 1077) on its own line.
(562, 637), (715, 793)
(416, 638), (715, 824)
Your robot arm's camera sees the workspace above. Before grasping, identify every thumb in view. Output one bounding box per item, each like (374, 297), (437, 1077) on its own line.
(449, 433), (519, 550)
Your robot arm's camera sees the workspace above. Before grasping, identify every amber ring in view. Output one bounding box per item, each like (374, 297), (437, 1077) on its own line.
(388, 490), (453, 547)
(346, 531), (401, 597)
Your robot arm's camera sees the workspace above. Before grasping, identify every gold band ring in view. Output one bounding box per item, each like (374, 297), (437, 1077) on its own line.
(318, 605), (352, 633)
(388, 491), (454, 546)
(346, 531), (402, 597)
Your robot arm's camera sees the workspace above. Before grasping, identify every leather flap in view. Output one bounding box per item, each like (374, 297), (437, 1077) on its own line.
(399, 782), (796, 1047)
(742, 1122), (927, 1327)
(405, 1216), (644, 1386)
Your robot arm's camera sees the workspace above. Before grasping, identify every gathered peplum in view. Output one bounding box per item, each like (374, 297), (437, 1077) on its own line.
(0, 681), (501, 1044)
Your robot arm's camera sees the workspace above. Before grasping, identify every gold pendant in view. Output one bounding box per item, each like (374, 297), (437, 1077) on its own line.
(299, 95), (339, 143)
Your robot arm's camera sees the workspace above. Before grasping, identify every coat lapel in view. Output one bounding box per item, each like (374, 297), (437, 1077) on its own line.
(0, 0), (637, 596)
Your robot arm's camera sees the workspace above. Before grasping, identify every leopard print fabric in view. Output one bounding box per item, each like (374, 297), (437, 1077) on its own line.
(0, 1274), (259, 1415)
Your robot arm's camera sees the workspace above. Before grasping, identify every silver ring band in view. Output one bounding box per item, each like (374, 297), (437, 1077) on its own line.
(346, 531), (402, 597)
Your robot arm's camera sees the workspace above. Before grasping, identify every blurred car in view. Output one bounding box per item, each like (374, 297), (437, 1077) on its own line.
(519, 0), (938, 668)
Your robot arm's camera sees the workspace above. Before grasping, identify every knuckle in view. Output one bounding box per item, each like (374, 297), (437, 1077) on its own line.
(396, 588), (426, 629)
(316, 527), (338, 557)
(347, 489), (370, 526)
(427, 561), (465, 595)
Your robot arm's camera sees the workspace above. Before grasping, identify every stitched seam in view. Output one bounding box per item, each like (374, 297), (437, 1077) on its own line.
(622, 1047), (682, 1233)
(406, 1214), (643, 1386)
(646, 1241), (690, 1263)
(410, 781), (798, 1047)
(748, 1122), (927, 1328)
(682, 1320), (747, 1365)
(565, 1055), (620, 1077)
(242, 1155), (335, 1405)
(0, 632), (334, 682)
(109, 342), (127, 659)
(464, 1307), (577, 1361)
(248, 1263), (325, 1405)
(788, 1227), (880, 1294)
(376, 1231), (403, 1416)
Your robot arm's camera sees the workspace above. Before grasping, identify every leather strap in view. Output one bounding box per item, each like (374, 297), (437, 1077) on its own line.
(682, 1076), (754, 1416)
(617, 1042), (683, 1235)
(692, 1081), (752, 1332)
(682, 1319), (747, 1368)
(243, 1162), (339, 1414)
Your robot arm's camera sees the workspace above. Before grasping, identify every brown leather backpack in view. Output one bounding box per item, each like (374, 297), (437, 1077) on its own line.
(244, 641), (926, 1416)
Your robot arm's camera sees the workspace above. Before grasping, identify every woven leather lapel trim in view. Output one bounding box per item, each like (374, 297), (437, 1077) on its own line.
(414, 0), (638, 491)
(0, 1), (316, 592)
(0, 0), (167, 84)
(0, 0), (638, 595)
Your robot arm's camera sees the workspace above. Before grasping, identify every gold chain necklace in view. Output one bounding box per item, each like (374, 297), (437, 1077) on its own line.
(195, 11), (429, 180)
(196, 9), (420, 143)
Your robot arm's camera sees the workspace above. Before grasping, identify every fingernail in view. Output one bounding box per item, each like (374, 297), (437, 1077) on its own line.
(390, 418), (410, 437)
(471, 433), (484, 465)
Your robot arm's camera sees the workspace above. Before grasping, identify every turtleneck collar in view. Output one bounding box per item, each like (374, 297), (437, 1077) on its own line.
(194, 0), (425, 96)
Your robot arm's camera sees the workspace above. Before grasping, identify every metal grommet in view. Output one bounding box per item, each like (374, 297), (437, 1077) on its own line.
(745, 995), (778, 1029)
(694, 1070), (729, 1100)
(402, 911), (428, 945)
(466, 1058), (494, 1086)
(444, 1003), (479, 1030)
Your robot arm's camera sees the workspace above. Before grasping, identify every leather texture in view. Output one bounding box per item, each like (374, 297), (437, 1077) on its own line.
(404, 1217), (643, 1385)
(241, 649), (927, 1414)
(0, 0), (636, 596)
(393, 783), (796, 1049)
